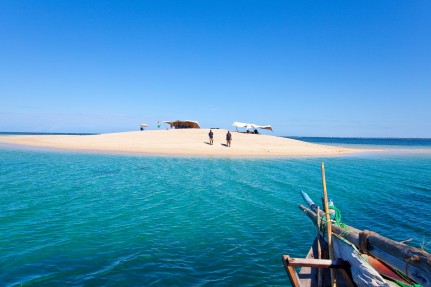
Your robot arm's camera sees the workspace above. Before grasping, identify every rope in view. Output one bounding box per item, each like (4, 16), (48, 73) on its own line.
(319, 203), (348, 231)
(328, 204), (341, 222)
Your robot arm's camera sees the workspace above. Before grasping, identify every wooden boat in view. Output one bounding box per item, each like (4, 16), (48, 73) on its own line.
(283, 164), (431, 287)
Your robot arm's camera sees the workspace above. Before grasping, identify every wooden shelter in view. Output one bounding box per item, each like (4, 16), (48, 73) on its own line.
(163, 120), (200, 129)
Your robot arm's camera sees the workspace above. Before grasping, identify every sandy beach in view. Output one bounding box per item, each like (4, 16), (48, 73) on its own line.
(0, 129), (363, 157)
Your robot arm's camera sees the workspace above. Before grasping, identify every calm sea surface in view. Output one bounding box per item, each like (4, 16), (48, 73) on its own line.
(1, 138), (430, 286)
(289, 136), (431, 150)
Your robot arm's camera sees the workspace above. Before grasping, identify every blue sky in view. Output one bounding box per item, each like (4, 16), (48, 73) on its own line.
(1, 1), (430, 137)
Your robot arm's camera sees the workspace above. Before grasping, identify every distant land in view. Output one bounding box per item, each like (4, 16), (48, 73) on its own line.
(0, 130), (364, 157)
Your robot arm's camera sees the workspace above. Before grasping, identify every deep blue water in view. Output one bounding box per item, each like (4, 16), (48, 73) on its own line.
(0, 140), (430, 286)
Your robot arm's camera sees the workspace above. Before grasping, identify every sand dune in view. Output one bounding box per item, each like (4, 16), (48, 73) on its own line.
(0, 129), (363, 157)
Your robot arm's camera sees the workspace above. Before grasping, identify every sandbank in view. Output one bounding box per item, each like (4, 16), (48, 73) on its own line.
(0, 129), (364, 157)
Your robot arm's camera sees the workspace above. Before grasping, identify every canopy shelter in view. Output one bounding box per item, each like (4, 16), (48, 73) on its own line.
(164, 120), (201, 129)
(232, 121), (273, 133)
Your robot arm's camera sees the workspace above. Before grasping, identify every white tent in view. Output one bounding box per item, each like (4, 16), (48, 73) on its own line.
(232, 121), (273, 132)
(164, 120), (201, 129)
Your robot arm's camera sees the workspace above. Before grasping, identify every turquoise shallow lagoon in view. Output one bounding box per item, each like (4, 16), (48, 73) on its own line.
(1, 143), (430, 286)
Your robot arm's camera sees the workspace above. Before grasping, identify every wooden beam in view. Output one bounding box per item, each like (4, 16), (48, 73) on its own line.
(285, 256), (350, 269)
(283, 255), (301, 287)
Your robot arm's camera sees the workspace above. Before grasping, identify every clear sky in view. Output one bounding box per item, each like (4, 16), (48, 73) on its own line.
(1, 1), (430, 137)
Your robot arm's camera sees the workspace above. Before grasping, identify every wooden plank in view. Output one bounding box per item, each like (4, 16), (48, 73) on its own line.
(283, 255), (302, 287)
(298, 243), (317, 287)
(297, 238), (336, 287)
(287, 258), (350, 268)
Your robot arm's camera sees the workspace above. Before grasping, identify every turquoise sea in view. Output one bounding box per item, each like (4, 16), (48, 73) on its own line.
(1, 138), (431, 286)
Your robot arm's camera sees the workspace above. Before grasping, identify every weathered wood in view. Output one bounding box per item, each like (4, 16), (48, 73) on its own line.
(317, 206), (322, 260)
(287, 257), (350, 268)
(364, 254), (409, 284)
(298, 245), (318, 287)
(298, 238), (328, 287)
(316, 206), (322, 287)
(331, 227), (431, 286)
(298, 204), (431, 287)
(366, 242), (431, 287)
(283, 255), (302, 287)
(283, 238), (356, 287)
(298, 246), (316, 287)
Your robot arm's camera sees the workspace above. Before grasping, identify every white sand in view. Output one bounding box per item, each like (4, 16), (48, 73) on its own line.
(0, 129), (363, 157)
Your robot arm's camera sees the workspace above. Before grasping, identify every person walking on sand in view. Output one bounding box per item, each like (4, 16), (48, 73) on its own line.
(226, 131), (232, 147)
(209, 130), (214, 145)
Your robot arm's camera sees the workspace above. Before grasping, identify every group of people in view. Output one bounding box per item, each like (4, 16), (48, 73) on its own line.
(208, 130), (232, 147)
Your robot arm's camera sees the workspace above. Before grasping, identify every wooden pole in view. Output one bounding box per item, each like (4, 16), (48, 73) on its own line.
(322, 162), (336, 287)
(317, 206), (322, 287)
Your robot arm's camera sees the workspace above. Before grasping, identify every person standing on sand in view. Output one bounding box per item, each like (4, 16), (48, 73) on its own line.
(209, 130), (214, 145)
(226, 131), (232, 147)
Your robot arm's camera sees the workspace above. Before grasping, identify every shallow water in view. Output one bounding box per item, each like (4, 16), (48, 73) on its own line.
(0, 146), (430, 286)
